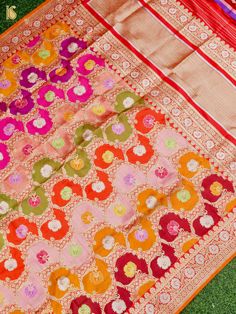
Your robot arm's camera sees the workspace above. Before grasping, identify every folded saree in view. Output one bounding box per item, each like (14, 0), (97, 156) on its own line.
(0, 0), (235, 313)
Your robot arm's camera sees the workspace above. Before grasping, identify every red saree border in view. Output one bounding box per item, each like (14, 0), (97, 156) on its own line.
(139, 0), (236, 86)
(82, 0), (236, 146)
(178, 0), (236, 49)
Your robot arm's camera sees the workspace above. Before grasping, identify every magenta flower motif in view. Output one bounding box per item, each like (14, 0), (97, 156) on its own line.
(49, 59), (74, 83)
(59, 36), (87, 59)
(0, 117), (24, 141)
(0, 102), (7, 112)
(36, 250), (49, 264)
(26, 109), (53, 135)
(9, 89), (34, 115)
(37, 84), (65, 107)
(67, 76), (93, 103)
(20, 66), (46, 88)
(0, 143), (10, 170)
(76, 53), (105, 75)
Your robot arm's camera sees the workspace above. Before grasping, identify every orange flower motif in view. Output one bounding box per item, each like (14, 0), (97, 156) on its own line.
(3, 51), (30, 70)
(94, 144), (124, 169)
(128, 218), (156, 251)
(137, 189), (167, 215)
(178, 152), (210, 178)
(170, 180), (199, 211)
(0, 71), (17, 96)
(51, 179), (82, 207)
(126, 134), (154, 164)
(7, 217), (38, 245)
(48, 267), (80, 299)
(93, 227), (125, 257)
(134, 108), (165, 134)
(0, 247), (24, 281)
(85, 171), (113, 201)
(40, 209), (69, 240)
(137, 280), (155, 297)
(82, 259), (111, 294)
(43, 22), (70, 40)
(32, 41), (57, 66)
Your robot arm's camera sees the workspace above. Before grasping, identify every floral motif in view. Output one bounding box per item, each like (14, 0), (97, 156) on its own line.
(126, 134), (154, 164)
(48, 267), (80, 298)
(40, 209), (69, 240)
(115, 253), (148, 285)
(43, 22), (69, 40)
(21, 187), (48, 215)
(105, 113), (132, 142)
(85, 171), (113, 201)
(170, 180), (199, 211)
(26, 109), (53, 135)
(52, 179), (82, 207)
(104, 287), (133, 314)
(9, 89), (34, 115)
(20, 66), (46, 88)
(7, 217), (38, 245)
(67, 76), (93, 103)
(93, 227), (125, 257)
(0, 71), (17, 96)
(64, 149), (91, 177)
(106, 196), (135, 226)
(159, 213), (191, 242)
(115, 91), (144, 113)
(76, 54), (105, 75)
(74, 124), (103, 147)
(155, 128), (187, 156)
(37, 84), (65, 107)
(70, 296), (102, 314)
(135, 108), (165, 133)
(0, 117), (24, 141)
(32, 41), (57, 66)
(82, 259), (111, 294)
(128, 218), (156, 251)
(0, 144), (10, 170)
(137, 189), (167, 215)
(201, 174), (234, 202)
(0, 193), (17, 219)
(94, 144), (124, 169)
(49, 59), (74, 83)
(0, 247), (25, 281)
(178, 152), (210, 178)
(32, 158), (61, 184)
(59, 37), (87, 59)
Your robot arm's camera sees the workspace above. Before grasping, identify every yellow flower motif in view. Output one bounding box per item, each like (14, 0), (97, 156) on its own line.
(32, 41), (57, 66)
(91, 104), (106, 116)
(123, 261), (137, 278)
(210, 182), (223, 196)
(81, 211), (94, 224)
(102, 150), (114, 163)
(70, 158), (84, 171)
(113, 204), (127, 217)
(84, 60), (96, 71)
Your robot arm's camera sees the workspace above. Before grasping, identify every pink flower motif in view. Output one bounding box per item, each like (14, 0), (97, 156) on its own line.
(114, 164), (145, 194)
(76, 53), (105, 75)
(16, 276), (46, 310)
(167, 220), (180, 236)
(67, 76), (93, 103)
(106, 196), (135, 227)
(26, 241), (59, 272)
(0, 117), (24, 141)
(37, 84), (65, 107)
(147, 157), (178, 188)
(135, 229), (148, 242)
(26, 109), (53, 135)
(155, 129), (187, 156)
(0, 143), (10, 170)
(92, 70), (121, 95)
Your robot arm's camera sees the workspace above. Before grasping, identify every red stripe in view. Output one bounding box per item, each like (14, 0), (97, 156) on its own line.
(138, 0), (236, 86)
(179, 0), (236, 49)
(82, 0), (236, 145)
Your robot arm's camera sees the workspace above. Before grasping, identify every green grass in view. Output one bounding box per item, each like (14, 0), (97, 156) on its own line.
(0, 1), (235, 313)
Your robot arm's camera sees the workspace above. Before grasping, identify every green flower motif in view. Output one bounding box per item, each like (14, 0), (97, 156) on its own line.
(38, 49), (50, 59)
(21, 187), (48, 216)
(32, 158), (61, 184)
(45, 91), (55, 102)
(105, 113), (132, 142)
(60, 186), (73, 200)
(79, 304), (91, 314)
(165, 138), (177, 149)
(74, 124), (103, 147)
(177, 189), (191, 203)
(0, 233), (4, 251)
(69, 244), (82, 257)
(64, 149), (91, 177)
(115, 91), (144, 113)
(0, 193), (18, 219)
(51, 137), (65, 150)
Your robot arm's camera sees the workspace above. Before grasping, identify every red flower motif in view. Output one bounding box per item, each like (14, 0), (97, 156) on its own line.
(126, 134), (154, 164)
(40, 208), (69, 240)
(0, 247), (25, 280)
(134, 108), (165, 134)
(150, 243), (177, 278)
(159, 213), (191, 242)
(51, 179), (82, 207)
(104, 287), (133, 314)
(94, 144), (124, 169)
(201, 174), (234, 202)
(193, 203), (221, 236)
(7, 217), (38, 245)
(115, 252), (148, 285)
(85, 171), (113, 201)
(70, 295), (102, 314)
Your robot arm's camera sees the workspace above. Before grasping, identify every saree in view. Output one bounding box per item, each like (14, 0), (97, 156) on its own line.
(0, 0), (235, 313)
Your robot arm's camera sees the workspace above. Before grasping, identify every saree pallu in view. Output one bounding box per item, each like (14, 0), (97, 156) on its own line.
(0, 0), (235, 313)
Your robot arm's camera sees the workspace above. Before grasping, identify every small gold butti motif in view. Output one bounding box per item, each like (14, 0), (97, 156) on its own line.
(6, 5), (17, 20)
